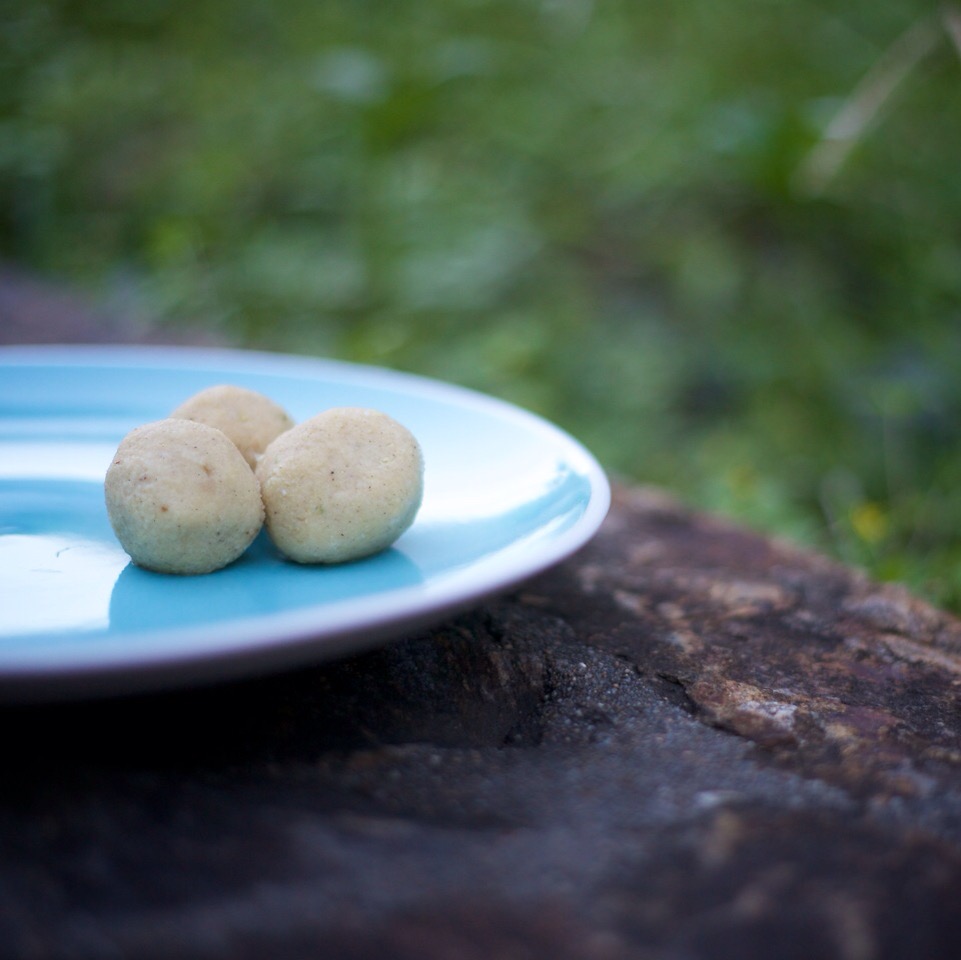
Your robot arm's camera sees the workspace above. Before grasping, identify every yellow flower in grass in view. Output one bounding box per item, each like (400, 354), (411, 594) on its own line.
(850, 501), (888, 544)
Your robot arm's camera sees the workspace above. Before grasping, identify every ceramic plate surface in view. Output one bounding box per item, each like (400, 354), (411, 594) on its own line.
(0, 345), (610, 700)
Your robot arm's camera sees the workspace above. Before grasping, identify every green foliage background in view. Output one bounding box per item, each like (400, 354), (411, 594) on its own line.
(4, 1), (961, 606)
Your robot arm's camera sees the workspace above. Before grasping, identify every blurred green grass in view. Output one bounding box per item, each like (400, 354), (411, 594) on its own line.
(4, 0), (961, 607)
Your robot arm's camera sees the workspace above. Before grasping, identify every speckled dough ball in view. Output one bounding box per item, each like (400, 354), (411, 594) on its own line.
(170, 384), (295, 469)
(256, 407), (424, 564)
(105, 419), (264, 574)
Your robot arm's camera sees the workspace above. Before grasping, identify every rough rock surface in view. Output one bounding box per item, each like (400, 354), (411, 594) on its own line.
(4, 269), (961, 958)
(3, 485), (961, 959)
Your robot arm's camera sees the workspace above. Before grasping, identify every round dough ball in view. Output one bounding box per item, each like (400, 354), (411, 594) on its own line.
(170, 384), (295, 469)
(256, 407), (424, 564)
(105, 418), (264, 574)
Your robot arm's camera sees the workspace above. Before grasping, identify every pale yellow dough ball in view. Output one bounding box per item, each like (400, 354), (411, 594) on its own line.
(170, 384), (295, 469)
(105, 418), (264, 574)
(256, 407), (424, 564)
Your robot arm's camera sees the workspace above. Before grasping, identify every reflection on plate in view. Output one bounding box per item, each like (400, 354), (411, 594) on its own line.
(0, 345), (610, 700)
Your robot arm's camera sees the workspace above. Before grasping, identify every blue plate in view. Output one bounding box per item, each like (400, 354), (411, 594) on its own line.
(0, 345), (610, 700)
